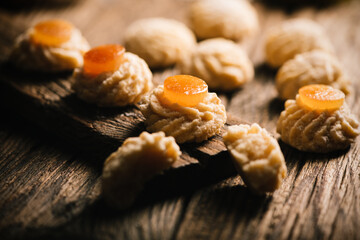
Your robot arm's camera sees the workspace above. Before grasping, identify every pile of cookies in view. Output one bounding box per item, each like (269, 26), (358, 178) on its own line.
(9, 0), (359, 210)
(264, 19), (359, 152)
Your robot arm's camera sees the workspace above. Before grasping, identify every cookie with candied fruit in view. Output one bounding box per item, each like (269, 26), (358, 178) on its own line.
(72, 44), (153, 107)
(10, 19), (90, 72)
(277, 84), (359, 152)
(140, 75), (227, 143)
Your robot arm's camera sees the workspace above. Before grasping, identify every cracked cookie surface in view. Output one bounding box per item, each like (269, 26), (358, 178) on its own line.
(223, 124), (287, 193)
(102, 131), (181, 209)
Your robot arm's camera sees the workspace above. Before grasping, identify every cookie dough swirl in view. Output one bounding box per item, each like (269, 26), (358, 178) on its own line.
(10, 28), (89, 72)
(277, 96), (359, 152)
(179, 38), (254, 91)
(140, 85), (227, 143)
(72, 52), (153, 107)
(276, 51), (350, 100)
(265, 18), (334, 67)
(102, 131), (181, 209)
(223, 124), (287, 193)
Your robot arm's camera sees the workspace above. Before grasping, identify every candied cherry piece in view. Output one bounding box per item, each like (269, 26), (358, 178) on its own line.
(31, 19), (73, 46)
(163, 75), (208, 107)
(83, 44), (125, 76)
(298, 84), (345, 111)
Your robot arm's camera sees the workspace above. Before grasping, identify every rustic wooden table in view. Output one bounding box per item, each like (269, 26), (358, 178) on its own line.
(0, 0), (359, 239)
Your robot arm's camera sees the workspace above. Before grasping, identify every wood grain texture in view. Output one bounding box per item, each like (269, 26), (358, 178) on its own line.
(0, 0), (359, 239)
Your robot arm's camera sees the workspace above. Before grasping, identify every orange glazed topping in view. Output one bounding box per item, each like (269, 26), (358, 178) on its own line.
(31, 19), (73, 46)
(83, 44), (125, 76)
(298, 84), (345, 112)
(163, 75), (208, 107)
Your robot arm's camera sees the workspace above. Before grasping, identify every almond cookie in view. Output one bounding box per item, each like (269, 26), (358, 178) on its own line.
(72, 45), (153, 107)
(179, 38), (254, 91)
(124, 18), (196, 68)
(276, 51), (350, 100)
(10, 19), (89, 72)
(223, 124), (287, 193)
(102, 131), (181, 209)
(277, 85), (359, 152)
(189, 0), (259, 41)
(265, 18), (333, 67)
(140, 75), (227, 143)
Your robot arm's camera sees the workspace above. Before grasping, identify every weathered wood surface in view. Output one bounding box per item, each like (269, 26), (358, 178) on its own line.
(0, 0), (360, 239)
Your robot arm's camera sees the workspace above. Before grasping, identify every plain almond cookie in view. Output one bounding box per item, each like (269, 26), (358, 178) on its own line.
(223, 124), (287, 193)
(102, 131), (181, 209)
(124, 18), (196, 68)
(178, 38), (254, 91)
(189, 0), (259, 41)
(265, 18), (334, 67)
(72, 52), (153, 107)
(276, 50), (350, 100)
(10, 19), (90, 72)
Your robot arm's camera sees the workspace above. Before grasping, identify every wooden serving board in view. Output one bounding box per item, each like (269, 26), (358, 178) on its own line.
(0, 0), (360, 239)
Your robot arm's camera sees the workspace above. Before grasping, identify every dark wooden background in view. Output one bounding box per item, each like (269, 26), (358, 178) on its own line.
(0, 0), (359, 239)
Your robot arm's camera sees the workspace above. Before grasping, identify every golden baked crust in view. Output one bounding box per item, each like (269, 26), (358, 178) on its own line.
(178, 38), (254, 91)
(265, 18), (333, 67)
(139, 85), (227, 143)
(277, 96), (359, 152)
(189, 0), (258, 41)
(223, 124), (287, 193)
(10, 27), (89, 72)
(72, 52), (153, 107)
(276, 51), (350, 100)
(124, 18), (196, 68)
(102, 131), (181, 209)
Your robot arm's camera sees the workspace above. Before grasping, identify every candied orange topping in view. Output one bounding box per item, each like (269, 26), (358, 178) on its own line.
(298, 84), (345, 112)
(163, 75), (208, 107)
(31, 19), (73, 46)
(83, 44), (125, 76)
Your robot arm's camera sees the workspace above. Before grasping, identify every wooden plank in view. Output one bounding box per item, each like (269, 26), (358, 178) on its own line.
(0, 0), (359, 239)
(0, 113), (103, 238)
